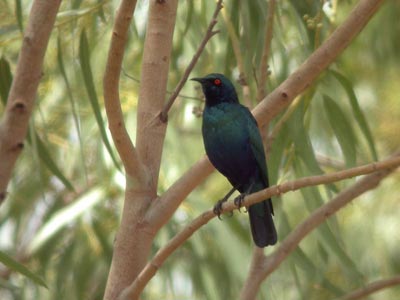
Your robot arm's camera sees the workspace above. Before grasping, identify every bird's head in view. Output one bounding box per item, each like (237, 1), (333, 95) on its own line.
(191, 73), (239, 106)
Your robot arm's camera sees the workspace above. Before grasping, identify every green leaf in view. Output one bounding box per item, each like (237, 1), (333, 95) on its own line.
(78, 30), (121, 171)
(27, 131), (75, 191)
(0, 56), (12, 105)
(57, 36), (88, 184)
(0, 250), (47, 288)
(15, 0), (24, 32)
(330, 70), (378, 161)
(288, 103), (323, 174)
(323, 95), (357, 167)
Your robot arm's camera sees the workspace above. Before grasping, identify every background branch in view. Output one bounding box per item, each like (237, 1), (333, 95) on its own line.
(128, 153), (400, 297)
(221, 7), (252, 107)
(335, 275), (400, 300)
(257, 0), (276, 102)
(0, 0), (61, 201)
(240, 163), (399, 299)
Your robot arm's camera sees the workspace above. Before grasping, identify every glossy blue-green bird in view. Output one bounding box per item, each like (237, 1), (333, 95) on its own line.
(192, 73), (277, 247)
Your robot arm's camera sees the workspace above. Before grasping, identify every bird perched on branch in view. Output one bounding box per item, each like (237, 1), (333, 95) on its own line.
(192, 73), (277, 248)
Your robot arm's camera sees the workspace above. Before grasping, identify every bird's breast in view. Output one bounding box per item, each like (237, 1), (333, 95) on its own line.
(202, 105), (258, 187)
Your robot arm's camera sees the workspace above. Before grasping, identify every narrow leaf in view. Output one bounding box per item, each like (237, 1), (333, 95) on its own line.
(330, 70), (378, 161)
(15, 0), (24, 32)
(0, 56), (12, 105)
(0, 250), (47, 288)
(27, 131), (74, 191)
(323, 95), (357, 167)
(78, 30), (121, 171)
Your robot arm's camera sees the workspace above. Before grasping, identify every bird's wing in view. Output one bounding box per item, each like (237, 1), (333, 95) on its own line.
(241, 106), (270, 187)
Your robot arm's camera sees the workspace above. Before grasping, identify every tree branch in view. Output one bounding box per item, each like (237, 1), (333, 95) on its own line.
(160, 0), (223, 122)
(103, 0), (149, 187)
(335, 275), (400, 300)
(127, 153), (400, 298)
(257, 0), (276, 102)
(253, 0), (385, 124)
(240, 163), (399, 299)
(0, 0), (61, 202)
(135, 0), (179, 193)
(104, 1), (179, 299)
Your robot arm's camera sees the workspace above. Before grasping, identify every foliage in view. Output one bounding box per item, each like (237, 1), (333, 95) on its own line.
(0, 0), (399, 299)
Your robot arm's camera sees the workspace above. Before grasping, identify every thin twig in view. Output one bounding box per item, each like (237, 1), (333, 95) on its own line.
(123, 153), (400, 298)
(335, 275), (400, 300)
(160, 0), (223, 122)
(122, 68), (204, 101)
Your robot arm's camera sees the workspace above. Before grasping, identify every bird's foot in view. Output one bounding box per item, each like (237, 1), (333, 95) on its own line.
(213, 198), (232, 220)
(234, 193), (248, 212)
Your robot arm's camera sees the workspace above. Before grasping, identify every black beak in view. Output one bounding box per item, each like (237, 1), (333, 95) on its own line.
(190, 77), (205, 84)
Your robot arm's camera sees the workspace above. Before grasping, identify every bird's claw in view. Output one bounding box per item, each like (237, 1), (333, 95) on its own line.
(234, 194), (248, 213)
(213, 198), (233, 220)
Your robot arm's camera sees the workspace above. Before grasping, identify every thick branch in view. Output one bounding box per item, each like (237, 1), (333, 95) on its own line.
(103, 0), (149, 186)
(336, 275), (400, 300)
(0, 0), (61, 201)
(160, 0), (223, 122)
(128, 154), (400, 297)
(135, 0), (179, 193)
(104, 1), (179, 299)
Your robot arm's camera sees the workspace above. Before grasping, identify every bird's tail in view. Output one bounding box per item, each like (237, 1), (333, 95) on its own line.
(248, 199), (277, 247)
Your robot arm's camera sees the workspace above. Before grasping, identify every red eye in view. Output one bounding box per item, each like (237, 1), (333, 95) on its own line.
(214, 78), (221, 86)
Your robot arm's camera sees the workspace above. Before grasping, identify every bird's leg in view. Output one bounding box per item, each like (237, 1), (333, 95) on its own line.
(234, 181), (255, 212)
(213, 186), (237, 220)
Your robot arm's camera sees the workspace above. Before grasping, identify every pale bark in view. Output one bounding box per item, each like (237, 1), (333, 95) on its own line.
(0, 0), (62, 201)
(103, 0), (149, 187)
(135, 0), (178, 194)
(103, 0), (179, 299)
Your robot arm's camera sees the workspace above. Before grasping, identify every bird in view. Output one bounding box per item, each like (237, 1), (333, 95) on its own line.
(191, 73), (277, 247)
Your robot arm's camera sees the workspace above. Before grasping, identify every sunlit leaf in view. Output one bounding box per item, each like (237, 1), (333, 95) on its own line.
(28, 188), (104, 254)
